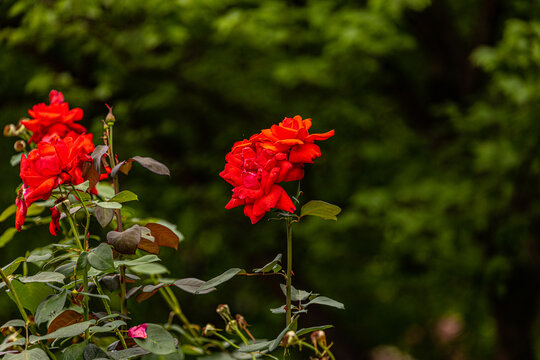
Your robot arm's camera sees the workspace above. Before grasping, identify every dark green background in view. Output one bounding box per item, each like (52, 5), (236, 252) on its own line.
(2, 0), (540, 359)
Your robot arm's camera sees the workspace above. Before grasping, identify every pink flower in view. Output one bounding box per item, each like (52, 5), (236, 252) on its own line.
(128, 324), (147, 339)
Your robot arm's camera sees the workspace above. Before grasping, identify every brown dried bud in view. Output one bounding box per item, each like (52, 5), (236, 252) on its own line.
(225, 320), (238, 334)
(236, 314), (248, 328)
(216, 304), (232, 321)
(13, 140), (26, 152)
(3, 124), (16, 137)
(202, 324), (217, 337)
(281, 330), (299, 347)
(311, 330), (327, 349)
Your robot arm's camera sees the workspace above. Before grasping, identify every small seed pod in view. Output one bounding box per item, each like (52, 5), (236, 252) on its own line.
(13, 140), (26, 152)
(14, 123), (26, 135)
(105, 104), (115, 126)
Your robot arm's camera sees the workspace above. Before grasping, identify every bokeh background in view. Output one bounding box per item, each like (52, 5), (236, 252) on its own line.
(2, 0), (540, 359)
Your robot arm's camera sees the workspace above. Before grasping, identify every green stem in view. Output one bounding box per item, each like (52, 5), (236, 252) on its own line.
(235, 328), (256, 360)
(158, 286), (200, 340)
(70, 184), (91, 250)
(94, 279), (128, 349)
(214, 332), (240, 349)
(64, 208), (89, 343)
(106, 124), (128, 318)
(285, 218), (293, 326)
(0, 268), (28, 323)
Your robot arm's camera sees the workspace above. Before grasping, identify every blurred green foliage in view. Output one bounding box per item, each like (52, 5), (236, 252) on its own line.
(2, 0), (540, 358)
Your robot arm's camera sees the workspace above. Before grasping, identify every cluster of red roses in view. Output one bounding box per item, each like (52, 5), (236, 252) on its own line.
(220, 115), (334, 223)
(15, 90), (97, 235)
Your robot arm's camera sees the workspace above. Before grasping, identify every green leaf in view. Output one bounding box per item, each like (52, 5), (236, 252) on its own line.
(0, 204), (16, 222)
(73, 180), (90, 192)
(110, 190), (139, 203)
(299, 200), (341, 221)
(89, 320), (126, 333)
(269, 324), (292, 352)
(88, 243), (114, 271)
(279, 284), (311, 302)
(253, 254), (282, 273)
(130, 263), (169, 275)
(2, 257), (26, 276)
(133, 323), (177, 355)
(19, 271), (65, 284)
(95, 183), (115, 200)
(34, 290), (67, 326)
(10, 153), (21, 167)
(305, 296), (345, 309)
(173, 278), (215, 294)
(0, 338), (25, 352)
(237, 340), (273, 353)
(195, 268), (241, 294)
(29, 320), (95, 342)
(1, 319), (26, 328)
(0, 228), (17, 247)
(94, 206), (114, 228)
(270, 306), (285, 314)
(296, 325), (334, 336)
(27, 254), (53, 264)
(61, 343), (86, 360)
(131, 156), (171, 176)
(4, 348), (49, 360)
(83, 344), (110, 360)
(119, 255), (161, 267)
(97, 201), (122, 209)
(8, 280), (53, 314)
(108, 347), (150, 359)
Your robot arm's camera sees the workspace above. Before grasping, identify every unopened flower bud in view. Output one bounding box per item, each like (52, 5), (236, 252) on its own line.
(236, 314), (248, 328)
(202, 324), (217, 337)
(281, 330), (299, 347)
(217, 304), (232, 321)
(310, 330), (327, 349)
(225, 320), (238, 334)
(14, 123), (26, 135)
(13, 140), (26, 152)
(105, 104), (115, 126)
(3, 124), (16, 137)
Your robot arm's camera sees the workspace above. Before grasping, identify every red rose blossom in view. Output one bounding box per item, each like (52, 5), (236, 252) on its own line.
(259, 115), (334, 163)
(221, 116), (333, 223)
(21, 90), (86, 144)
(49, 207), (61, 236)
(15, 134), (94, 231)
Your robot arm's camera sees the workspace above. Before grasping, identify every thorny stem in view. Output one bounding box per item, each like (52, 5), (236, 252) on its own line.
(285, 218), (293, 326)
(94, 279), (128, 349)
(106, 121), (128, 318)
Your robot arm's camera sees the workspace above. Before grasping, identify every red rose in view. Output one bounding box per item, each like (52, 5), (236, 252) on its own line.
(221, 116), (333, 223)
(15, 134), (94, 231)
(21, 90), (86, 144)
(49, 207), (61, 236)
(259, 115), (334, 163)
(220, 144), (298, 224)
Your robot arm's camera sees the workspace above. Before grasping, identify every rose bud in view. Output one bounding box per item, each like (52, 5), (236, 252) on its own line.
(216, 304), (232, 321)
(202, 324), (217, 337)
(4, 124), (16, 137)
(14, 123), (26, 135)
(281, 330), (299, 347)
(225, 320), (238, 334)
(311, 330), (327, 349)
(13, 140), (26, 152)
(105, 104), (115, 126)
